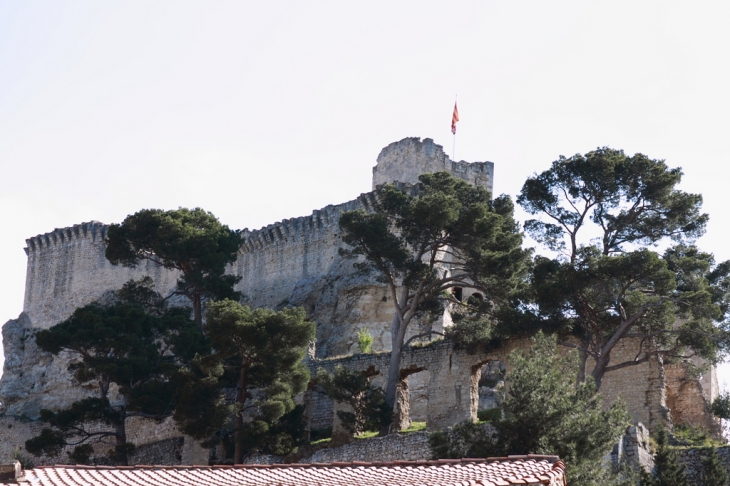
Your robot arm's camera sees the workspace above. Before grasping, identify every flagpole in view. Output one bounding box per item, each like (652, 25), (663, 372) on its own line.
(452, 95), (457, 161)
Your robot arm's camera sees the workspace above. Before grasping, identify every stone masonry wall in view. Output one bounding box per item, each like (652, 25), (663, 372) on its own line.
(22, 222), (181, 331)
(665, 359), (720, 433)
(0, 136), (718, 465)
(591, 339), (669, 429)
(0, 415), (208, 466)
(679, 447), (730, 486)
(301, 432), (431, 463)
(308, 340), (531, 434)
(372, 137), (494, 194)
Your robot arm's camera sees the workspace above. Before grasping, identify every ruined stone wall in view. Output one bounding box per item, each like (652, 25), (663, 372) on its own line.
(591, 339), (669, 429)
(664, 359), (720, 433)
(309, 337), (709, 438)
(308, 340), (530, 434)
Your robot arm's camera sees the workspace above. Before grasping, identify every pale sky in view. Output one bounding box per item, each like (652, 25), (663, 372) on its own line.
(2, 1), (730, 382)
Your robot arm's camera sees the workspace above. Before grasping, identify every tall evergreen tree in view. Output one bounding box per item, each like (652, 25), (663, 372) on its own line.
(645, 428), (688, 486)
(26, 295), (206, 465)
(702, 448), (728, 486)
(338, 171), (530, 429)
(105, 207), (242, 328)
(517, 148), (730, 388)
(173, 299), (315, 464)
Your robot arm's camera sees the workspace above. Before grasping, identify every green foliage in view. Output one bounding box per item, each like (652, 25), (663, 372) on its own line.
(10, 446), (36, 470)
(496, 333), (630, 485)
(702, 448), (728, 486)
(672, 424), (724, 448)
(174, 300), (315, 463)
(428, 421), (496, 459)
(105, 207), (242, 325)
(27, 291), (206, 465)
(430, 333), (629, 486)
(401, 421), (426, 433)
(517, 148), (730, 388)
(309, 428), (332, 442)
(356, 328), (374, 354)
(711, 391), (730, 419)
(477, 408), (501, 422)
(642, 428), (688, 486)
(67, 444), (94, 465)
(238, 405), (308, 456)
(339, 171), (530, 415)
(316, 366), (391, 435)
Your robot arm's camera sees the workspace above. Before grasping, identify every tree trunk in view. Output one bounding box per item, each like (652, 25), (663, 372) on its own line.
(576, 347), (588, 386)
(115, 412), (128, 466)
(591, 352), (611, 391)
(393, 378), (410, 433)
(234, 365), (248, 464)
(382, 314), (402, 435)
(193, 292), (203, 331)
(114, 418), (129, 466)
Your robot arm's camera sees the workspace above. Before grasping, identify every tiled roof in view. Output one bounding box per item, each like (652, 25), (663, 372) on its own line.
(5, 456), (566, 486)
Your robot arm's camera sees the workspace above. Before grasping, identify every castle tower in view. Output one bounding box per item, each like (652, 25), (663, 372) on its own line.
(372, 137), (494, 194)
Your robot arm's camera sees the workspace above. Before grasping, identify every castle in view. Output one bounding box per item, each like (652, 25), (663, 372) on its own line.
(0, 137), (718, 464)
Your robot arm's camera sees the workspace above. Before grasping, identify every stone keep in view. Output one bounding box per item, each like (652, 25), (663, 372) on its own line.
(0, 137), (718, 464)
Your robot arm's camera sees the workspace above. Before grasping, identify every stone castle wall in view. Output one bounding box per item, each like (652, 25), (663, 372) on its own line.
(0, 136), (718, 465)
(23, 222), (181, 331)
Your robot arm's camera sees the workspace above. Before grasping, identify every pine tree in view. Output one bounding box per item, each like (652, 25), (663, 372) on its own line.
(316, 366), (391, 436)
(26, 296), (206, 465)
(517, 148), (730, 389)
(173, 299), (315, 464)
(702, 448), (728, 486)
(651, 428), (688, 486)
(339, 171), (530, 429)
(106, 207), (242, 328)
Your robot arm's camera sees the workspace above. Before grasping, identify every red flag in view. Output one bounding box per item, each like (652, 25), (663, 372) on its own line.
(451, 102), (459, 134)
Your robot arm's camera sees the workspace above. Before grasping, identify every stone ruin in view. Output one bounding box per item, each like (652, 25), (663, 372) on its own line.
(0, 137), (719, 465)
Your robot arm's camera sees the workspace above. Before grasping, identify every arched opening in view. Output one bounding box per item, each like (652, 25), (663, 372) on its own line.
(477, 360), (505, 422)
(407, 369), (430, 427)
(453, 287), (463, 302)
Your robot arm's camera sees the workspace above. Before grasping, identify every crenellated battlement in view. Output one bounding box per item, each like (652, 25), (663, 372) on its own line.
(24, 221), (109, 255)
(239, 192), (379, 253)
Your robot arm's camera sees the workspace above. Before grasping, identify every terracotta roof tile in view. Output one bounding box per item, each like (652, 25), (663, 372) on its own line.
(4, 458), (567, 486)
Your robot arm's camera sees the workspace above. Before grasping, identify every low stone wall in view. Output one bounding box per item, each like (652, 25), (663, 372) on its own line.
(679, 446), (730, 486)
(125, 437), (184, 466)
(0, 415), (208, 466)
(300, 432), (431, 463)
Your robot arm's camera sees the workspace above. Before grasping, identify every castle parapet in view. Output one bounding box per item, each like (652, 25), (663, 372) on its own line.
(24, 221), (109, 255)
(239, 192), (378, 253)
